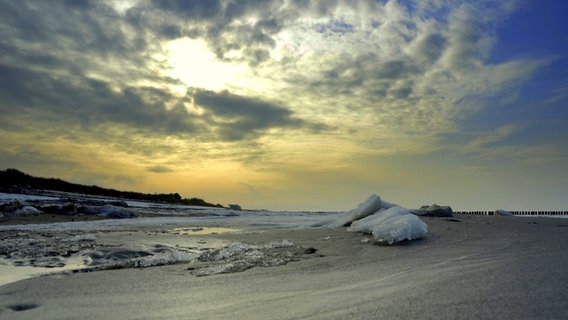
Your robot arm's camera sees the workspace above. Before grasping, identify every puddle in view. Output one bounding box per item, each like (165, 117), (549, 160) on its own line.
(0, 256), (86, 287)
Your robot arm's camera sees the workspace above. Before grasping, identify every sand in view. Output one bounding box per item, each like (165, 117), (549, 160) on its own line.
(1, 214), (567, 319)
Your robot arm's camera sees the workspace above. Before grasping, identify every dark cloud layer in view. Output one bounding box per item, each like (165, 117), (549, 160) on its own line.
(0, 61), (313, 143)
(151, 0), (222, 20)
(0, 1), (146, 57)
(194, 90), (304, 140)
(124, 0), (286, 65)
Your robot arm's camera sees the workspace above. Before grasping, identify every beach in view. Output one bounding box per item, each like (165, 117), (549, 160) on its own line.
(1, 212), (567, 319)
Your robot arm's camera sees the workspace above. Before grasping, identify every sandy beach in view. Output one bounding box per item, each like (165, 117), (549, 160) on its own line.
(1, 213), (567, 319)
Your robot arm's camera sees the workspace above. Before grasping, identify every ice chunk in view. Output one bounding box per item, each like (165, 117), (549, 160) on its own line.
(132, 250), (196, 268)
(84, 245), (197, 269)
(191, 240), (300, 276)
(495, 209), (514, 216)
(214, 243), (251, 261)
(13, 206), (42, 216)
(325, 195), (428, 244)
(380, 200), (397, 209)
(265, 240), (294, 249)
(79, 204), (140, 219)
(327, 194), (382, 228)
(411, 204), (453, 217)
(1, 203), (42, 216)
(193, 261), (254, 276)
(69, 234), (97, 242)
(348, 206), (428, 244)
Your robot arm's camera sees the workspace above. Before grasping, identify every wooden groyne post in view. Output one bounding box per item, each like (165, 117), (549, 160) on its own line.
(456, 211), (568, 216)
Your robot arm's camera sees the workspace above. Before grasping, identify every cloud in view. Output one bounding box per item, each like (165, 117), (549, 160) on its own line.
(0, 0), (159, 96)
(239, 182), (262, 197)
(0, 0), (330, 147)
(0, 61), (323, 146)
(0, 0), (555, 176)
(127, 0), (286, 66)
(544, 85), (568, 105)
(147, 165), (174, 174)
(461, 124), (523, 154)
(0, 64), (192, 134)
(193, 89), (313, 140)
(237, 0), (547, 143)
(439, 4), (494, 71)
(150, 0), (222, 20)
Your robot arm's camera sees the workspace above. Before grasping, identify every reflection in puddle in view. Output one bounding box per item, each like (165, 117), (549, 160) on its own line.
(0, 257), (86, 287)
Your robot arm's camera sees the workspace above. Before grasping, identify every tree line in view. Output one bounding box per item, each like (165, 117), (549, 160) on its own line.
(0, 168), (223, 208)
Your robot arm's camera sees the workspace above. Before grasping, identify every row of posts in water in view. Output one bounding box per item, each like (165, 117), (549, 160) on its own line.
(455, 211), (568, 216)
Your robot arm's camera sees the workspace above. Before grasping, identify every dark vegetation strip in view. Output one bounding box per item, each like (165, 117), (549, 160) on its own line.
(0, 168), (223, 208)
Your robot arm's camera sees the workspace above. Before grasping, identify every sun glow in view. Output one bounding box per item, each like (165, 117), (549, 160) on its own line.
(165, 39), (248, 91)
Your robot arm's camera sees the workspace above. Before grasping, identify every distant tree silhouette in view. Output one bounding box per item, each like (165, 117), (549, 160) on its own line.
(0, 169), (223, 208)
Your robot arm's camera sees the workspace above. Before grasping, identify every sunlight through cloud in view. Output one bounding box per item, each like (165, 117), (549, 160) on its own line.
(165, 38), (249, 91)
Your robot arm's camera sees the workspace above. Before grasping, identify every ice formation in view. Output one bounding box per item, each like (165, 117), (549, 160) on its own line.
(495, 209), (514, 216)
(411, 204), (453, 217)
(79, 204), (140, 218)
(11, 205), (42, 216)
(84, 245), (197, 269)
(348, 206), (428, 244)
(189, 240), (304, 276)
(327, 194), (428, 244)
(327, 194), (382, 228)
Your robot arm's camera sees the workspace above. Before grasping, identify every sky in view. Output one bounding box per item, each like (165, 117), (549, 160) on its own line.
(1, 0), (567, 211)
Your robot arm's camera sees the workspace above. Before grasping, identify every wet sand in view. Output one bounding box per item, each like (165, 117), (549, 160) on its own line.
(1, 214), (567, 319)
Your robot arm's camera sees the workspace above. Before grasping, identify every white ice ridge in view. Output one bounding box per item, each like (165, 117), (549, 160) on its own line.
(327, 194), (428, 244)
(348, 206), (428, 244)
(327, 194), (383, 228)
